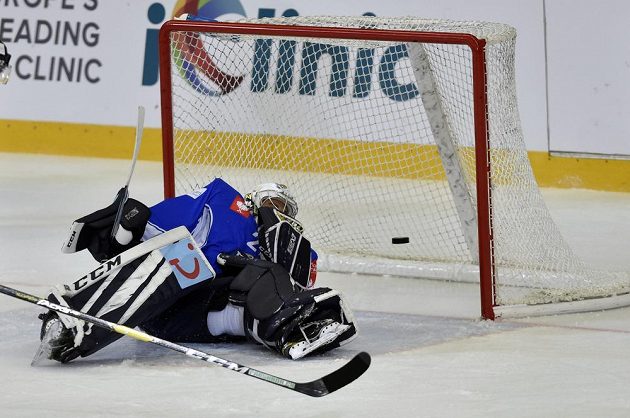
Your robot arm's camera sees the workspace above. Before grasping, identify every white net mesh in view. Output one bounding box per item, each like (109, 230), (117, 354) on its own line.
(162, 16), (630, 314)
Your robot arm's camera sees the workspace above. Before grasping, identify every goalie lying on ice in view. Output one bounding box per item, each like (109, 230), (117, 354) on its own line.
(36, 179), (357, 363)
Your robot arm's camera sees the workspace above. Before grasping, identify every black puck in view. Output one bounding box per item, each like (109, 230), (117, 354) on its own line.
(392, 237), (409, 244)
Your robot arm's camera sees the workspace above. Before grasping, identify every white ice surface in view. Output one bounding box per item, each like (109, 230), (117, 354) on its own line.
(1, 153), (630, 417)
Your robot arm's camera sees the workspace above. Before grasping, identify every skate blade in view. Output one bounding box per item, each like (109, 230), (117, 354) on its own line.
(286, 323), (351, 360)
(31, 320), (64, 366)
(31, 339), (53, 366)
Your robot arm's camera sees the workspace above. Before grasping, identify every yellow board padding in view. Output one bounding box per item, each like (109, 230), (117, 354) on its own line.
(0, 120), (163, 161)
(173, 131), (449, 181)
(1, 119), (629, 192)
(528, 152), (630, 192)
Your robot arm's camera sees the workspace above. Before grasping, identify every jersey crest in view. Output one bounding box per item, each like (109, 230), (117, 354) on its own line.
(230, 195), (251, 218)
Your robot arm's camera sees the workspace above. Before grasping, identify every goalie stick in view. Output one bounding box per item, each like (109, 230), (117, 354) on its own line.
(110, 105), (145, 243)
(0, 284), (370, 397)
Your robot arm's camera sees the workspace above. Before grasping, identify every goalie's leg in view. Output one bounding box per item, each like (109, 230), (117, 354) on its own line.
(220, 253), (358, 359)
(36, 236), (217, 363)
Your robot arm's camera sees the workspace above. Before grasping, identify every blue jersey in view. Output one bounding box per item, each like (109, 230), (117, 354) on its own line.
(143, 178), (259, 276)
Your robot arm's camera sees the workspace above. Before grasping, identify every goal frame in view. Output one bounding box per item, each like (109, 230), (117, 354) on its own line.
(158, 19), (497, 319)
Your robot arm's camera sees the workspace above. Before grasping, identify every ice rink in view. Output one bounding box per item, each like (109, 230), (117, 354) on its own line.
(1, 153), (630, 417)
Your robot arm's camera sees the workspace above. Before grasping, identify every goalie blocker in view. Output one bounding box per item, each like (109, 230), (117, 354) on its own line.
(61, 187), (151, 262)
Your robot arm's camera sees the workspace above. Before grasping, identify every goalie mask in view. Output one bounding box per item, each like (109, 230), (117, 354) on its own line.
(0, 42), (11, 85)
(245, 183), (298, 219)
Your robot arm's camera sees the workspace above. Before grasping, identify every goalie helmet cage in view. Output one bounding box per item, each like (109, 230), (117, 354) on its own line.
(158, 16), (630, 320)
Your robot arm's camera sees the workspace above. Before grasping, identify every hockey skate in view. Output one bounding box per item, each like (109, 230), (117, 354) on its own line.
(32, 312), (78, 365)
(281, 317), (353, 360)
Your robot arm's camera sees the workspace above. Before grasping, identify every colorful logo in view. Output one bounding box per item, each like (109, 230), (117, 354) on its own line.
(161, 237), (215, 289)
(171, 0), (247, 96)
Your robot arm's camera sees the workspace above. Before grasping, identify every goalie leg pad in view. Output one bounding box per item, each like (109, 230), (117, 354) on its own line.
(221, 253), (297, 318)
(39, 236), (218, 362)
(219, 253), (358, 359)
(247, 289), (358, 360)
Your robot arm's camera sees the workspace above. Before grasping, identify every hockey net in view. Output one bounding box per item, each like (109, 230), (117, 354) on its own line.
(159, 16), (630, 319)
